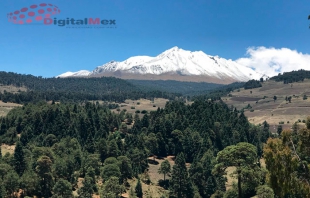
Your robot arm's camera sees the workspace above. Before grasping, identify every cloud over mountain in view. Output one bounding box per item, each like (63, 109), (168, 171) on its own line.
(236, 47), (310, 77)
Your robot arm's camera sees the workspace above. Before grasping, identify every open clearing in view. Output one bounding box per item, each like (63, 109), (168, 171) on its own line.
(0, 101), (22, 117)
(0, 84), (27, 94)
(123, 156), (181, 198)
(0, 84), (24, 117)
(1, 144), (15, 155)
(223, 79), (310, 132)
(109, 98), (169, 117)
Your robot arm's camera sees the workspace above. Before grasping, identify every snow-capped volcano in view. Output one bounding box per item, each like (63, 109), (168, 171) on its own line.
(57, 70), (91, 78)
(57, 47), (263, 83)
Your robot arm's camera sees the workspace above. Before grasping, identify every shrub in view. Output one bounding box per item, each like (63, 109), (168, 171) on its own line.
(131, 106), (135, 109)
(153, 105), (156, 107)
(250, 109), (254, 112)
(279, 121), (284, 124)
(141, 110), (148, 114)
(137, 102), (140, 105)
(135, 110), (140, 113)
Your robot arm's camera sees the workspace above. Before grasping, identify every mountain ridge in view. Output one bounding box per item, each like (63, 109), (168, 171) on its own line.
(57, 46), (264, 84)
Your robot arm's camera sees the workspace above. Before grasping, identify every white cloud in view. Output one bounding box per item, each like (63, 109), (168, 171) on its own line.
(236, 47), (310, 78)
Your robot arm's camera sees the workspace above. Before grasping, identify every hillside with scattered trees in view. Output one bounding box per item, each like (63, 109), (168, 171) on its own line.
(270, 69), (310, 84)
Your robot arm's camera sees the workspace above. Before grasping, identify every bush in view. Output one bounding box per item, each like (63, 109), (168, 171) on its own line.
(302, 120), (306, 123)
(287, 121), (290, 124)
(250, 109), (254, 112)
(304, 95), (308, 100)
(279, 121), (284, 124)
(131, 106), (135, 109)
(135, 110), (140, 113)
(141, 110), (148, 114)
(298, 119), (301, 122)
(137, 102), (140, 105)
(153, 105), (156, 107)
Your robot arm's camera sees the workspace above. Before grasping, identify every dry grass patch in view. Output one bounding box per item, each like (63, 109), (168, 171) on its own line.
(0, 85), (27, 94)
(1, 144), (15, 155)
(0, 101), (22, 117)
(224, 80), (310, 127)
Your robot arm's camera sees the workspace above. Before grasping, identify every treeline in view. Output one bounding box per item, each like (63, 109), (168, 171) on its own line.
(193, 82), (245, 101)
(244, 79), (262, 89)
(270, 69), (310, 84)
(0, 99), (272, 197)
(127, 79), (224, 96)
(0, 72), (181, 103)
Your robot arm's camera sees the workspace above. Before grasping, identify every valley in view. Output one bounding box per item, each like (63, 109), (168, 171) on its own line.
(0, 70), (310, 198)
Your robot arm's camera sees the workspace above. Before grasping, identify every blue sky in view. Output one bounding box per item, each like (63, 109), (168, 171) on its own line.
(0, 0), (309, 77)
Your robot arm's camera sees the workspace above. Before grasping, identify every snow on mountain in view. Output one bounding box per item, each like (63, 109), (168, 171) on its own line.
(56, 70), (91, 78)
(57, 47), (263, 82)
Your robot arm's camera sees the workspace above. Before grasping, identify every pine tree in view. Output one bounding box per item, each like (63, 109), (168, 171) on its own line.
(158, 159), (171, 181)
(0, 184), (5, 198)
(52, 178), (73, 198)
(98, 138), (108, 165)
(135, 179), (143, 198)
(13, 141), (26, 176)
(169, 152), (193, 198)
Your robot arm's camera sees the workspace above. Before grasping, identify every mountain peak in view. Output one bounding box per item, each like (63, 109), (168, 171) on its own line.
(57, 47), (263, 83)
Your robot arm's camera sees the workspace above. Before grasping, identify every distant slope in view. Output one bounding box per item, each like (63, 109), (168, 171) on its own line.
(126, 79), (224, 95)
(222, 79), (310, 131)
(270, 69), (310, 84)
(0, 72), (180, 103)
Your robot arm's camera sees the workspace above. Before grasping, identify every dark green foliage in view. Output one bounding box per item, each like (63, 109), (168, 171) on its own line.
(98, 138), (108, 165)
(135, 179), (143, 198)
(273, 96), (277, 102)
(13, 141), (26, 176)
(213, 142), (260, 198)
(0, 72), (180, 104)
(117, 156), (133, 181)
(0, 93), (272, 198)
(244, 80), (262, 90)
(0, 184), (5, 198)
(101, 176), (125, 198)
(78, 176), (94, 198)
(127, 79), (223, 96)
(4, 170), (19, 197)
(158, 159), (171, 181)
(36, 155), (54, 198)
(193, 82), (245, 101)
(169, 153), (193, 198)
(52, 178), (73, 198)
(270, 69), (310, 84)
(256, 185), (274, 198)
(19, 170), (40, 197)
(101, 164), (121, 181)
